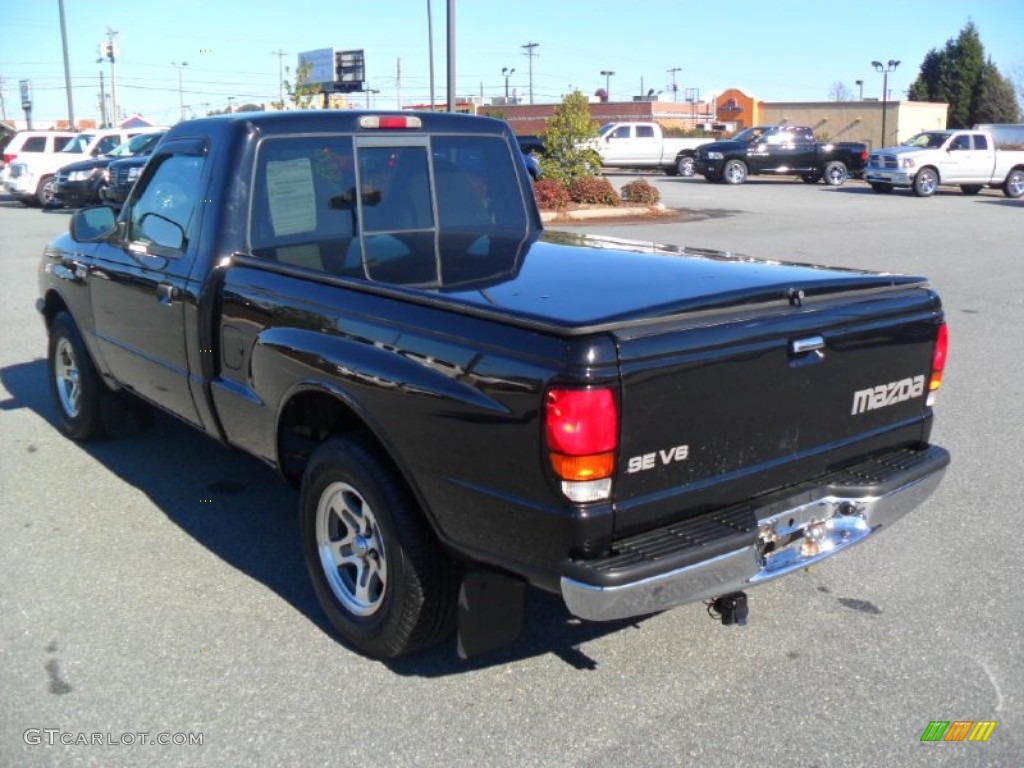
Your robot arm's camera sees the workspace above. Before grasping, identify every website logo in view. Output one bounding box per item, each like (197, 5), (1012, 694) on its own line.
(920, 721), (997, 742)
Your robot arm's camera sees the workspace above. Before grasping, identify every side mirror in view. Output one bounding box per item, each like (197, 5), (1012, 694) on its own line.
(70, 206), (117, 242)
(138, 212), (185, 250)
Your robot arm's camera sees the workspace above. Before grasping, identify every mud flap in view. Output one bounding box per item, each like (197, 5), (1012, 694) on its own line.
(456, 569), (525, 659)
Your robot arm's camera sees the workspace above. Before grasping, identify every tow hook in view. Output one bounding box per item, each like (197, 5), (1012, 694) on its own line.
(709, 592), (749, 627)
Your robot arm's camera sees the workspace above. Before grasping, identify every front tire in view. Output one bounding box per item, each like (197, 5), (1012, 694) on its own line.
(1003, 168), (1024, 198)
(48, 312), (106, 440)
(675, 155), (696, 177)
(722, 159), (748, 185)
(37, 175), (57, 207)
(301, 436), (459, 659)
(912, 167), (939, 197)
(822, 161), (848, 186)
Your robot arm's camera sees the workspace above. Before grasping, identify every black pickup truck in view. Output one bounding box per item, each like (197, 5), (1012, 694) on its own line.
(38, 110), (949, 660)
(695, 125), (868, 185)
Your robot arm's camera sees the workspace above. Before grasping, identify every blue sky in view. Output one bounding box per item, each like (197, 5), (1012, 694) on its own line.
(1, 0), (1021, 126)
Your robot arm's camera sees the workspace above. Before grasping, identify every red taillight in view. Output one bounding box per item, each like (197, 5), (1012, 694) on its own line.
(930, 322), (948, 392)
(545, 388), (618, 491)
(545, 388), (617, 456)
(2, 153), (15, 165)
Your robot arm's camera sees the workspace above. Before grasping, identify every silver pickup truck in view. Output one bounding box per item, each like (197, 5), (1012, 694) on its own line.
(864, 128), (1024, 197)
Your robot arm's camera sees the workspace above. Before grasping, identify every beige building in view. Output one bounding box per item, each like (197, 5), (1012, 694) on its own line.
(758, 100), (949, 150)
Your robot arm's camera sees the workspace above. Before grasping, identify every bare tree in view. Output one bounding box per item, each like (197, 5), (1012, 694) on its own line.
(829, 81), (853, 102)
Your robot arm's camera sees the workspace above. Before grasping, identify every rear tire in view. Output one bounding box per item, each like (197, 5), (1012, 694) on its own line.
(722, 159), (748, 185)
(301, 436), (459, 659)
(869, 182), (893, 194)
(1003, 168), (1024, 198)
(822, 161), (848, 186)
(48, 312), (106, 440)
(912, 167), (939, 197)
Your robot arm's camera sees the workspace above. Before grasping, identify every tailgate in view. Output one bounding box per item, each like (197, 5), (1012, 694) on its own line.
(612, 285), (942, 536)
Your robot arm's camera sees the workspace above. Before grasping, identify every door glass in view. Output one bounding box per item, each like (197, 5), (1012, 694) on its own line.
(129, 153), (205, 251)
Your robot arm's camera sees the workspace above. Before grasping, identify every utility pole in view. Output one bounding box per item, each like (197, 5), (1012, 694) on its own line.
(667, 66), (681, 101)
(105, 27), (118, 125)
(58, 0), (75, 128)
(396, 58), (402, 110)
(446, 0), (455, 112)
(98, 69), (107, 127)
(272, 49), (287, 104)
(426, 0), (435, 110)
(171, 61), (188, 121)
(521, 41), (538, 104)
(0, 77), (6, 121)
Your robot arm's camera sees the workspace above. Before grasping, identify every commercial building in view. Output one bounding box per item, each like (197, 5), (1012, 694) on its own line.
(479, 87), (949, 150)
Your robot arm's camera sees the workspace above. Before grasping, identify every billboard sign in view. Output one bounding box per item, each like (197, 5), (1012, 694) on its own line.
(298, 48), (335, 90)
(19, 79), (32, 110)
(334, 50), (365, 93)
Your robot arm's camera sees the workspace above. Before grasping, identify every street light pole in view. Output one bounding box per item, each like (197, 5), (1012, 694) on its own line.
(855, 79), (863, 100)
(171, 61), (188, 122)
(502, 67), (515, 99)
(871, 59), (899, 148)
(600, 70), (615, 101)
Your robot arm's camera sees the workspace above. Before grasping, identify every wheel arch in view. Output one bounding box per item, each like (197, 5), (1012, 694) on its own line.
(39, 288), (71, 329)
(276, 381), (434, 506)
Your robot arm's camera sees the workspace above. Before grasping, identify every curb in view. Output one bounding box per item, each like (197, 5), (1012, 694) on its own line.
(540, 203), (666, 223)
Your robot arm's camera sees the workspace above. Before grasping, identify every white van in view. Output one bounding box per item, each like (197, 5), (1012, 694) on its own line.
(4, 126), (164, 206)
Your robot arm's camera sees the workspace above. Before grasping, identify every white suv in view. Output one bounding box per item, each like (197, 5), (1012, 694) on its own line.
(0, 130), (77, 184)
(4, 127), (163, 206)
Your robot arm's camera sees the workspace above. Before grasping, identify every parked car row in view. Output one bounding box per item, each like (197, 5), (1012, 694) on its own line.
(2, 126), (165, 207)
(53, 130), (166, 208)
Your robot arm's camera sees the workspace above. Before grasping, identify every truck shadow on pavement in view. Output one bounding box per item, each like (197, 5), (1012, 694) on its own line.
(2, 358), (648, 675)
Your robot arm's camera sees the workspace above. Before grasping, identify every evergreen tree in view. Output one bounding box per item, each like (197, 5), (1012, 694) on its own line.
(908, 22), (1018, 127)
(975, 62), (1021, 124)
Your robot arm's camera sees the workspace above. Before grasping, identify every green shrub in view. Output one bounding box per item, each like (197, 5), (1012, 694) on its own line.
(533, 178), (571, 210)
(620, 178), (661, 205)
(568, 176), (620, 206)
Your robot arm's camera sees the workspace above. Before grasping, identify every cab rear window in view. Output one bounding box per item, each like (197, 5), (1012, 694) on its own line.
(249, 134), (529, 286)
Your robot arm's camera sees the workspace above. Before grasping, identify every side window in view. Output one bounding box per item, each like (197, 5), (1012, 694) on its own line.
(22, 136), (46, 152)
(636, 126), (655, 138)
(129, 153), (205, 251)
(951, 135), (970, 151)
(610, 126), (631, 140)
(973, 134), (988, 150)
(54, 136), (74, 152)
(250, 135), (359, 273)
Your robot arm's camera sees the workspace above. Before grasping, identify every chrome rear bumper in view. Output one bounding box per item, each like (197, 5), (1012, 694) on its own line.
(561, 446), (948, 622)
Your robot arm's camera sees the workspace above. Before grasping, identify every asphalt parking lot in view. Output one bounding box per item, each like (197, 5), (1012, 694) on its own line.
(2, 177), (1021, 768)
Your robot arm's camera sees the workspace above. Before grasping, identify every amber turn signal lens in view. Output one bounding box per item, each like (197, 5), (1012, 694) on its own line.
(548, 451), (615, 481)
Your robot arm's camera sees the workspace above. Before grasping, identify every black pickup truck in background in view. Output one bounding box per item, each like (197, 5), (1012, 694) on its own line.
(695, 125), (868, 185)
(38, 110), (949, 660)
